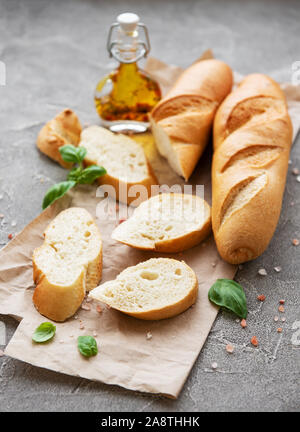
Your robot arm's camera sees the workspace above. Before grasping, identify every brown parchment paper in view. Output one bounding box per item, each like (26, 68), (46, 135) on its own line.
(1, 54), (300, 399)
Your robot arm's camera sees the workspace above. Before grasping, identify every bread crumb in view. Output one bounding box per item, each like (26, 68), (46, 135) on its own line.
(257, 294), (266, 302)
(258, 268), (267, 276)
(278, 305), (285, 313)
(74, 315), (79, 320)
(146, 331), (152, 340)
(225, 344), (234, 354)
(211, 362), (218, 370)
(281, 317), (286, 322)
(81, 303), (91, 311)
(274, 266), (282, 272)
(251, 336), (258, 347)
(274, 316), (279, 322)
(240, 319), (247, 328)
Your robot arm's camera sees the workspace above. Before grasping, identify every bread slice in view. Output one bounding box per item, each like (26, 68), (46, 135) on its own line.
(112, 193), (211, 252)
(79, 126), (157, 206)
(89, 258), (198, 320)
(33, 207), (102, 322)
(37, 109), (82, 168)
(150, 59), (233, 180)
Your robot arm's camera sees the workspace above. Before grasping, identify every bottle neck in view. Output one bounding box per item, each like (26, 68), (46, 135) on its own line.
(110, 30), (146, 63)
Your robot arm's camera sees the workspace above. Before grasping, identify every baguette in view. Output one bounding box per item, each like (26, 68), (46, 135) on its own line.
(33, 207), (102, 322)
(79, 126), (157, 206)
(212, 74), (293, 264)
(37, 109), (82, 168)
(89, 258), (198, 320)
(112, 193), (211, 252)
(150, 59), (233, 180)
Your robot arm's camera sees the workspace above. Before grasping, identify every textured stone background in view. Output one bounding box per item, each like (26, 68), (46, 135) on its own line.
(0, 0), (299, 412)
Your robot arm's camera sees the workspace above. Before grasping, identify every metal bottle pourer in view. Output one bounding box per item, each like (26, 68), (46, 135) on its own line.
(106, 13), (151, 63)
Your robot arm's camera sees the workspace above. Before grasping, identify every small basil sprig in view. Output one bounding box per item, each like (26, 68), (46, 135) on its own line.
(32, 322), (56, 343)
(208, 278), (247, 319)
(42, 145), (106, 209)
(59, 145), (87, 164)
(77, 335), (98, 358)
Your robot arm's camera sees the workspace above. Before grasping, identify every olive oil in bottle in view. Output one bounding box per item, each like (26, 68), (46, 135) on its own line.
(94, 13), (161, 133)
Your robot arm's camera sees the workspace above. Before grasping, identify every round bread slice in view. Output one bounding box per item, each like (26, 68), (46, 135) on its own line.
(33, 207), (102, 322)
(89, 258), (198, 320)
(112, 193), (211, 253)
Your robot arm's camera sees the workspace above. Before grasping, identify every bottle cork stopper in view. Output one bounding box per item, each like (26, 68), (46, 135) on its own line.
(117, 12), (140, 32)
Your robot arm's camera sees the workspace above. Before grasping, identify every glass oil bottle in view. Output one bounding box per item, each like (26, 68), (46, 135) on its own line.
(94, 13), (161, 133)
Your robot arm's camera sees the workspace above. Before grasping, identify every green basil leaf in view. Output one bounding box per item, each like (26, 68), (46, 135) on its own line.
(67, 167), (82, 182)
(32, 322), (56, 343)
(76, 147), (87, 162)
(42, 180), (76, 209)
(59, 145), (87, 164)
(208, 278), (248, 319)
(77, 165), (107, 184)
(77, 335), (98, 357)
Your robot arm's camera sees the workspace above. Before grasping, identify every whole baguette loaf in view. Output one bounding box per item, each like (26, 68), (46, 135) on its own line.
(112, 193), (211, 252)
(89, 258), (198, 320)
(37, 109), (82, 168)
(150, 59), (233, 180)
(212, 74), (293, 264)
(80, 126), (157, 206)
(33, 207), (102, 322)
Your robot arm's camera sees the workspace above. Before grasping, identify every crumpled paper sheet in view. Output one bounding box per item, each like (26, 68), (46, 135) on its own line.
(1, 54), (300, 399)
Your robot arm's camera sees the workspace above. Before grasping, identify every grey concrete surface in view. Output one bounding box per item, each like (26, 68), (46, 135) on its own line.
(0, 0), (299, 412)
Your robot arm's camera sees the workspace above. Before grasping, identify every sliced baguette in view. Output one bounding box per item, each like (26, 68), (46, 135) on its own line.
(79, 126), (158, 206)
(112, 193), (211, 252)
(150, 59), (233, 180)
(37, 108), (82, 168)
(33, 207), (102, 322)
(89, 258), (198, 320)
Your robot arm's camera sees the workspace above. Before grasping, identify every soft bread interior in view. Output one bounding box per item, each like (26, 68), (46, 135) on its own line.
(150, 119), (183, 177)
(89, 258), (197, 320)
(79, 126), (150, 183)
(112, 193), (211, 251)
(33, 208), (101, 290)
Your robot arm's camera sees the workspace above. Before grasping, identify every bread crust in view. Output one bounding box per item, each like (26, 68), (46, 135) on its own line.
(212, 74), (293, 264)
(32, 208), (102, 322)
(37, 109), (82, 168)
(150, 59), (233, 180)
